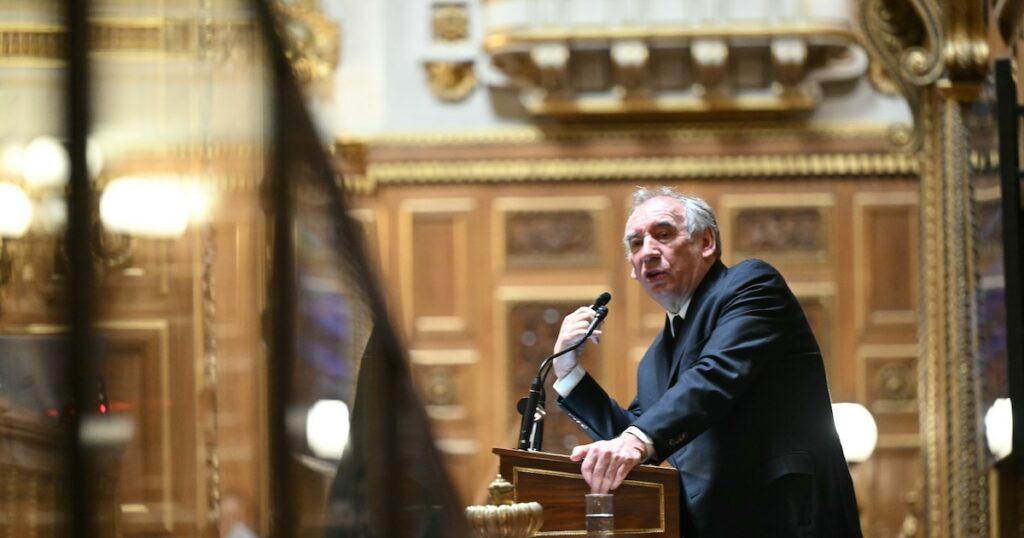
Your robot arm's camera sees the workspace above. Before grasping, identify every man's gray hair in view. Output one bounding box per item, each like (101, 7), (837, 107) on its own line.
(624, 186), (722, 259)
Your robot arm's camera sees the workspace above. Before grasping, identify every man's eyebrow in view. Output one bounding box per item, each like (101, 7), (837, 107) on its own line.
(625, 220), (676, 240)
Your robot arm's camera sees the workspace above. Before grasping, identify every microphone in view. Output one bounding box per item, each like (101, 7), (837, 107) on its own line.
(517, 292), (611, 450)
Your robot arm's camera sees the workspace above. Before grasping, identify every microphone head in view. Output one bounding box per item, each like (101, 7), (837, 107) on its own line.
(593, 292), (612, 309)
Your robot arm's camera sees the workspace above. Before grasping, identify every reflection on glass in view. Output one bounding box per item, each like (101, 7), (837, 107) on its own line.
(968, 75), (1012, 466)
(2, 0), (466, 536)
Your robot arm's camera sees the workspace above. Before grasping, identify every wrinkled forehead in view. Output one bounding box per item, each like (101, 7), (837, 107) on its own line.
(624, 196), (686, 235)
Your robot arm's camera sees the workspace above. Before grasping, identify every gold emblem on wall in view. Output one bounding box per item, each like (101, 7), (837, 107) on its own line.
(424, 61), (476, 102)
(432, 3), (469, 43)
(270, 0), (341, 86)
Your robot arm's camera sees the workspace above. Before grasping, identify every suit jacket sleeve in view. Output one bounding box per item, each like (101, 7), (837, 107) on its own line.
(557, 371), (643, 442)
(631, 262), (797, 460)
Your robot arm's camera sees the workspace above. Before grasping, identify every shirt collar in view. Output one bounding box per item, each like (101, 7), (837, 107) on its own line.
(666, 296), (692, 338)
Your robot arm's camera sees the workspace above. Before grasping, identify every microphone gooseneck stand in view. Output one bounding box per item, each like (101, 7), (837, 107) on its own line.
(517, 293), (610, 451)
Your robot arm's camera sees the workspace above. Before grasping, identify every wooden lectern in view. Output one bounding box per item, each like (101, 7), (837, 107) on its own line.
(493, 448), (681, 537)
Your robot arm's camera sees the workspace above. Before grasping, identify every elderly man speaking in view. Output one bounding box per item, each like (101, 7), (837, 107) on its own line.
(552, 186), (862, 537)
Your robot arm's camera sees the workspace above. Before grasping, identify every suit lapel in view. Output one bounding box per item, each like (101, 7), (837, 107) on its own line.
(665, 260), (727, 387)
(654, 317), (675, 394)
(666, 316), (693, 387)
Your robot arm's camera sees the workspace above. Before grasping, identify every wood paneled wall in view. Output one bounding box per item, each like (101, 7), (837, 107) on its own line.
(346, 129), (921, 536)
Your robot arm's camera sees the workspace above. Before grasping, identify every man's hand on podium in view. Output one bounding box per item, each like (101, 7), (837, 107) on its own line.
(570, 433), (646, 494)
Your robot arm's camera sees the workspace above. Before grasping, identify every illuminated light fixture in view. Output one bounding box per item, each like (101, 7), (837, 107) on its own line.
(22, 136), (69, 189)
(19, 136), (104, 188)
(0, 183), (33, 238)
(33, 196), (67, 233)
(831, 402), (878, 464)
(305, 399), (351, 460)
(80, 414), (134, 448)
(1, 144), (24, 176)
(100, 177), (190, 238)
(985, 397), (1012, 461)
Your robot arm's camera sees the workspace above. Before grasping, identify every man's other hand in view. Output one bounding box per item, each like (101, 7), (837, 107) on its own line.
(552, 306), (604, 378)
(569, 433), (646, 494)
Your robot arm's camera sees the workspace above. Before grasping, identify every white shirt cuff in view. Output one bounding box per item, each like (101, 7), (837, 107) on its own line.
(624, 426), (656, 461)
(553, 364), (587, 397)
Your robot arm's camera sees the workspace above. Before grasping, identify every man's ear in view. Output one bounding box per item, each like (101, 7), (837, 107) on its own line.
(700, 229), (716, 259)
(630, 265), (638, 280)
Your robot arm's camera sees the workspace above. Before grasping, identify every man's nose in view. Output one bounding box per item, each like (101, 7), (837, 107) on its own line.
(640, 237), (660, 260)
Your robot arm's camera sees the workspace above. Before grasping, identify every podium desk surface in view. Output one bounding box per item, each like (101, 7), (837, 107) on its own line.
(493, 447), (681, 537)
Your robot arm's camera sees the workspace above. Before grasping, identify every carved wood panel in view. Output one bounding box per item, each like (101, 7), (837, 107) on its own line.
(398, 198), (476, 341)
(94, 321), (175, 535)
(719, 192), (835, 267)
(493, 196), (610, 271)
(853, 192), (919, 339)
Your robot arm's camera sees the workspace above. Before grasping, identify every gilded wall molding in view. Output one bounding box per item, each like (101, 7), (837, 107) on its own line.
(338, 123), (902, 147)
(0, 20), (257, 62)
(359, 153), (918, 188)
(483, 25), (861, 53)
(0, 24), (63, 64)
(917, 92), (989, 538)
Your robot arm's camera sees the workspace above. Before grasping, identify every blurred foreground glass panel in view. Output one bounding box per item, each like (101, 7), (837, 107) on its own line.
(0, 0), (466, 536)
(0, 0), (72, 535)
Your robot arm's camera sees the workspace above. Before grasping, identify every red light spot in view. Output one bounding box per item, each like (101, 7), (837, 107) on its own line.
(99, 403), (108, 414)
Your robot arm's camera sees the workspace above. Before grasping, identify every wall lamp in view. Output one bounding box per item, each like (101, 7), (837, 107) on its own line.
(985, 397), (1012, 461)
(0, 137), (212, 288)
(832, 402), (879, 464)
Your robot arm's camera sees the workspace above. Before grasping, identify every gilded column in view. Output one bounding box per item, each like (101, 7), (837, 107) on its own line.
(858, 0), (991, 536)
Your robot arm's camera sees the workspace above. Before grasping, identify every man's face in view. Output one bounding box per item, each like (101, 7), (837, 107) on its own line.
(624, 196), (716, 312)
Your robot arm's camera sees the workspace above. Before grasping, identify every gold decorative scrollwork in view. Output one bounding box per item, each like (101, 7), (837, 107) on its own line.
(856, 0), (941, 151)
(857, 0), (990, 149)
(424, 61), (477, 102)
(941, 1), (989, 85)
(899, 0), (944, 86)
(270, 0), (341, 86)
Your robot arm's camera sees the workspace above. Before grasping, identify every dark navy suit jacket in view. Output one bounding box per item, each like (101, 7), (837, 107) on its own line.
(559, 259), (862, 537)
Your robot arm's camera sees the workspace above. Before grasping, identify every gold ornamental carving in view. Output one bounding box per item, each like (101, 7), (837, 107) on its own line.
(432, 4), (469, 43)
(270, 0), (341, 86)
(465, 475), (543, 538)
(424, 61), (477, 102)
(856, 0), (990, 148)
